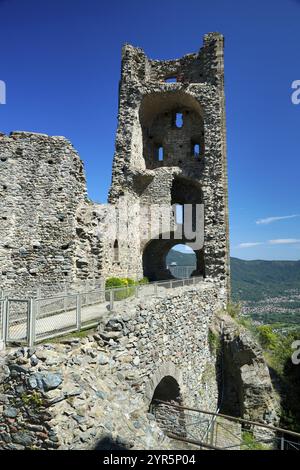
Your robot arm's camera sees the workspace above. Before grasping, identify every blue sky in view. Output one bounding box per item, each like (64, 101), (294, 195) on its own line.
(0, 0), (299, 260)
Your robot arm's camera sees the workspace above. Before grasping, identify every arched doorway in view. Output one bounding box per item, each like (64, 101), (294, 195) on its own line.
(149, 376), (186, 437)
(142, 237), (204, 281)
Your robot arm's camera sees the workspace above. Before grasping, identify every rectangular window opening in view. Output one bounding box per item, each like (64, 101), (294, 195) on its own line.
(175, 204), (183, 224)
(175, 113), (183, 128)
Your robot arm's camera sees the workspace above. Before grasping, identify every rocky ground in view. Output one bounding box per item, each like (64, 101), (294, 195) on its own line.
(0, 331), (175, 450)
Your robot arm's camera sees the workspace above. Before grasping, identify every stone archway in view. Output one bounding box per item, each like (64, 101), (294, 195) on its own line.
(146, 363), (186, 437)
(142, 236), (205, 281)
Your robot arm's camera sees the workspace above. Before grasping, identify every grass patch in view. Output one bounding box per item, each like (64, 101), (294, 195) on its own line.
(208, 329), (221, 355)
(241, 431), (269, 450)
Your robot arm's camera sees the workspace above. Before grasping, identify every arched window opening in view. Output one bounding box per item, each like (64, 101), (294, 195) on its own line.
(166, 244), (196, 279)
(165, 77), (177, 83)
(149, 376), (186, 437)
(175, 112), (183, 128)
(193, 143), (200, 158)
(158, 146), (164, 161)
(113, 240), (119, 263)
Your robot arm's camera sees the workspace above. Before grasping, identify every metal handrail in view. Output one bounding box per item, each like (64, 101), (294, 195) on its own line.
(153, 399), (300, 440)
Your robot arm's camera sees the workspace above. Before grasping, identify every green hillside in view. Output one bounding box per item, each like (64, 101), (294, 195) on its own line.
(168, 249), (300, 304)
(231, 257), (300, 301)
(166, 249), (196, 267)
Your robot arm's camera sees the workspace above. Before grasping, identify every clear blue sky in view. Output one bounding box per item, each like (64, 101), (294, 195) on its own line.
(0, 0), (299, 260)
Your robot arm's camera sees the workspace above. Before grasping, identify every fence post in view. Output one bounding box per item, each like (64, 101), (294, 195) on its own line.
(210, 417), (216, 446)
(28, 299), (36, 347)
(110, 289), (114, 311)
(280, 435), (285, 450)
(76, 294), (81, 331)
(64, 283), (68, 312)
(193, 276), (196, 285)
(135, 285), (139, 298)
(1, 298), (8, 347)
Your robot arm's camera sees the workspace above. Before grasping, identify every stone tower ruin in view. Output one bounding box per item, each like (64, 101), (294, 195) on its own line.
(108, 32), (230, 291)
(0, 33), (230, 297)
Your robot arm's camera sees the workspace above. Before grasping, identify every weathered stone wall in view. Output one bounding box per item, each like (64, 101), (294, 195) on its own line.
(102, 281), (226, 413)
(0, 281), (225, 449)
(0, 33), (230, 293)
(108, 33), (230, 293)
(0, 131), (104, 295)
(214, 313), (280, 426)
(0, 283), (279, 450)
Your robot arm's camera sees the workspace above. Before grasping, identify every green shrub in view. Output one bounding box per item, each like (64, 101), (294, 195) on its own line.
(241, 431), (269, 450)
(208, 329), (221, 355)
(138, 277), (149, 285)
(257, 325), (279, 351)
(105, 277), (126, 289)
(105, 277), (136, 301)
(226, 302), (241, 319)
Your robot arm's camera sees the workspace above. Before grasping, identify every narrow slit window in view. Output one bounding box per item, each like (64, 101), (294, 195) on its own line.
(158, 146), (164, 161)
(193, 144), (200, 158)
(175, 113), (183, 128)
(113, 240), (119, 262)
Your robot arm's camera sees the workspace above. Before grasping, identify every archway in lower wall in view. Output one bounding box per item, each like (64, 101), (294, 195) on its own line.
(149, 376), (186, 437)
(142, 236), (205, 281)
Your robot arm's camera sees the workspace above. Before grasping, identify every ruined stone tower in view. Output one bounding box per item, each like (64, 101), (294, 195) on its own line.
(108, 33), (230, 291)
(0, 33), (230, 297)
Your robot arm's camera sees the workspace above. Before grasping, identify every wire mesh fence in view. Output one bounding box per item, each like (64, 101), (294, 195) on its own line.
(6, 299), (30, 344)
(35, 294), (78, 341)
(1, 275), (204, 346)
(168, 265), (196, 279)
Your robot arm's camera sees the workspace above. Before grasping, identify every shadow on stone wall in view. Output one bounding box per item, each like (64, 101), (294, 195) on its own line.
(93, 435), (130, 450)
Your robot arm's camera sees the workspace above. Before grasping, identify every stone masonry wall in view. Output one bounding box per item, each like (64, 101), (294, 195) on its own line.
(108, 33), (230, 293)
(0, 282), (279, 450)
(0, 131), (104, 295)
(0, 281), (225, 449)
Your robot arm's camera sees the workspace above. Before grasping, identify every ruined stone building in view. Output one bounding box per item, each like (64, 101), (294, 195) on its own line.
(0, 34), (281, 451)
(0, 32), (230, 297)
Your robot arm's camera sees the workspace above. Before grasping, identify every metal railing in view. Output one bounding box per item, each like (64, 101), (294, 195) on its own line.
(167, 265), (196, 279)
(1, 275), (204, 347)
(153, 400), (300, 450)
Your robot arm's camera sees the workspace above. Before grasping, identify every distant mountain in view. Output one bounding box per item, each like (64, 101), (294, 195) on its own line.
(166, 249), (196, 267)
(168, 249), (300, 302)
(231, 257), (300, 301)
